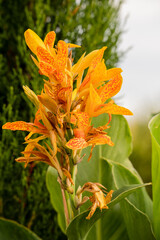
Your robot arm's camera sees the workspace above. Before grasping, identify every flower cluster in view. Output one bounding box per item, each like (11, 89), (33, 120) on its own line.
(2, 29), (132, 221)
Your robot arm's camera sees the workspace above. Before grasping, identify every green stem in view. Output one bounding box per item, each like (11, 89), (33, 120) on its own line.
(64, 190), (74, 224)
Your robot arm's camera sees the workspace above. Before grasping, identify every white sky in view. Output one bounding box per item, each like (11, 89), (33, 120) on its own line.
(117, 0), (160, 122)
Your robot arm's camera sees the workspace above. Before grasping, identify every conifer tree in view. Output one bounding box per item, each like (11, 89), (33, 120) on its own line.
(0, 0), (124, 239)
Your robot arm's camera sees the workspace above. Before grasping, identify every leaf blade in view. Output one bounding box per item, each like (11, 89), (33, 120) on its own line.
(149, 113), (160, 239)
(0, 218), (41, 240)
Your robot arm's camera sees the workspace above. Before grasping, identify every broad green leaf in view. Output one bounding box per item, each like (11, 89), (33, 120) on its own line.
(149, 113), (160, 239)
(46, 167), (66, 233)
(66, 183), (150, 240)
(0, 218), (41, 240)
(105, 160), (155, 240)
(76, 115), (154, 239)
(92, 114), (133, 163)
(47, 115), (154, 239)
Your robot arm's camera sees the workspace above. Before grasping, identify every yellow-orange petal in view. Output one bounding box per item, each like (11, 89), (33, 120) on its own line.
(99, 74), (123, 103)
(37, 46), (55, 66)
(57, 40), (68, 69)
(75, 112), (90, 129)
(2, 121), (35, 131)
(87, 134), (114, 146)
(67, 43), (81, 48)
(70, 114), (77, 125)
(105, 68), (122, 80)
(39, 61), (55, 75)
(88, 47), (107, 73)
(89, 60), (107, 88)
(96, 103), (133, 116)
(39, 104), (53, 131)
(31, 55), (39, 68)
(85, 84), (102, 117)
(66, 138), (88, 150)
(58, 87), (72, 102)
(44, 31), (56, 49)
(38, 93), (57, 114)
(24, 29), (46, 55)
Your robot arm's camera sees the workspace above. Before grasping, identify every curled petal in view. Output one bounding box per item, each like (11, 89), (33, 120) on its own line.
(72, 49), (102, 78)
(58, 87), (72, 102)
(87, 134), (114, 146)
(66, 138), (88, 150)
(96, 103), (133, 116)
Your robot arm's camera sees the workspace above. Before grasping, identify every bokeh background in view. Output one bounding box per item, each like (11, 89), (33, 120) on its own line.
(0, 0), (159, 239)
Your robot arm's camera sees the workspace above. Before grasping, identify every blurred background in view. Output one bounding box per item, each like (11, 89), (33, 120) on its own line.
(0, 0), (159, 239)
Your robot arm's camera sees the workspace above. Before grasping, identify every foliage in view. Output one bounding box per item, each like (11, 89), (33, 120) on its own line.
(0, 0), (125, 239)
(129, 120), (152, 196)
(47, 115), (154, 240)
(149, 113), (160, 239)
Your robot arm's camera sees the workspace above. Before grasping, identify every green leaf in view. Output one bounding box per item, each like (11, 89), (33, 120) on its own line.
(66, 183), (150, 240)
(75, 115), (154, 239)
(47, 115), (154, 239)
(149, 113), (160, 239)
(106, 160), (155, 240)
(46, 167), (66, 233)
(0, 218), (41, 240)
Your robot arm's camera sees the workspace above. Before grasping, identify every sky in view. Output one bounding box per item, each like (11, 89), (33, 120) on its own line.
(117, 0), (160, 123)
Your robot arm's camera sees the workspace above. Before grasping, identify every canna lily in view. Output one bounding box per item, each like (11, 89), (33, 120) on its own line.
(76, 182), (113, 219)
(2, 29), (133, 223)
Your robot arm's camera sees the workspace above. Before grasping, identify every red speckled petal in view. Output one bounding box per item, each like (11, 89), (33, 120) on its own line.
(37, 46), (55, 66)
(87, 134), (114, 146)
(39, 61), (55, 75)
(76, 112), (90, 129)
(89, 47), (107, 72)
(70, 114), (77, 124)
(105, 68), (122, 80)
(66, 138), (88, 150)
(2, 121), (35, 131)
(100, 74), (123, 103)
(57, 40), (68, 69)
(44, 31), (56, 48)
(96, 103), (133, 116)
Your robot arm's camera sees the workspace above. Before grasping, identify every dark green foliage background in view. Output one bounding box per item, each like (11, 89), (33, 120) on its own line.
(0, 0), (125, 239)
